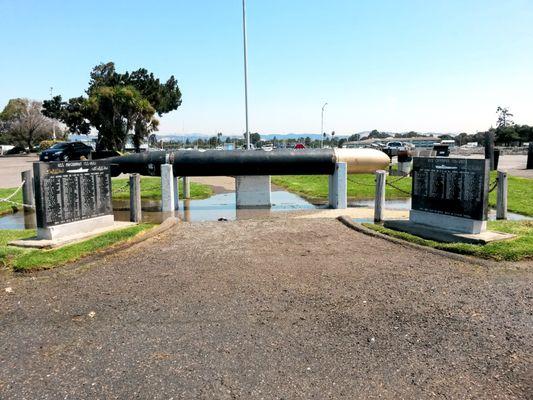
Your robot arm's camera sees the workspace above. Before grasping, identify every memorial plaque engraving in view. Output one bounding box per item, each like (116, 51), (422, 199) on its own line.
(411, 157), (489, 220)
(33, 160), (113, 228)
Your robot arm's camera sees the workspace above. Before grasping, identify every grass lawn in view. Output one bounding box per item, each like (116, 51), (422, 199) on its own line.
(364, 220), (533, 261)
(0, 187), (23, 216)
(488, 173), (533, 216)
(273, 174), (412, 201)
(0, 224), (154, 272)
(111, 176), (212, 200)
(273, 172), (533, 216)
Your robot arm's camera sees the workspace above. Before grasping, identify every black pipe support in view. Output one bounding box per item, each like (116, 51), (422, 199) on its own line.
(110, 149), (337, 177)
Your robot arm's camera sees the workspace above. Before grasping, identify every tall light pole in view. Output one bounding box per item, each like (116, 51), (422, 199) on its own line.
(50, 87), (56, 140)
(320, 102), (328, 148)
(242, 0), (250, 150)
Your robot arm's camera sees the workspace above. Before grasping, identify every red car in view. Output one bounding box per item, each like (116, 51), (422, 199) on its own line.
(294, 143), (306, 149)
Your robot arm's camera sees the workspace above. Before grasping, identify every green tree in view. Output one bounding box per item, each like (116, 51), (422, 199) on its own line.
(208, 136), (218, 147)
(496, 106), (513, 128)
(42, 62), (182, 152)
(495, 126), (519, 146)
(368, 129), (390, 139)
(245, 132), (261, 145)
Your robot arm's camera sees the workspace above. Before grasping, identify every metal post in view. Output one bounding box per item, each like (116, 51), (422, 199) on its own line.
(21, 170), (34, 212)
(527, 143), (533, 169)
(173, 176), (180, 210)
(496, 171), (508, 220)
(321, 102), (328, 149)
(160, 164), (175, 212)
(484, 131), (495, 171)
(183, 176), (190, 199)
(242, 0), (250, 150)
(374, 170), (386, 222)
(129, 173), (142, 223)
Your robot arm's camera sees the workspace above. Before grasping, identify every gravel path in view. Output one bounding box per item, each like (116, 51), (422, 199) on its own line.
(1, 218), (532, 399)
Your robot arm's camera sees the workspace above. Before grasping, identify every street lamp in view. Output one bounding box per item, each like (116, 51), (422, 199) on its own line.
(242, 0), (250, 150)
(320, 102), (328, 148)
(50, 87), (56, 140)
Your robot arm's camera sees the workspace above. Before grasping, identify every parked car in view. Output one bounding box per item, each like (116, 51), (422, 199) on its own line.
(382, 141), (407, 157)
(39, 142), (92, 161)
(0, 145), (15, 155)
(294, 143), (306, 149)
(5, 145), (27, 155)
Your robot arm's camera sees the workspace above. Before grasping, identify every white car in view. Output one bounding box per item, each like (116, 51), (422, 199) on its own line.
(0, 145), (15, 155)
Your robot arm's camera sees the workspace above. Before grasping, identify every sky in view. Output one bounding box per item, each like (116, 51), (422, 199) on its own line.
(1, 0), (532, 136)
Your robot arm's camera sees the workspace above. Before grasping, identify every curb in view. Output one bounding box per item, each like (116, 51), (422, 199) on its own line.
(15, 218), (179, 275)
(337, 215), (501, 268)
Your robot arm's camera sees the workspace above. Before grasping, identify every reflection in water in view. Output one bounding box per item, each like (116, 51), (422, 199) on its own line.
(113, 191), (317, 223)
(1, 192), (531, 230)
(0, 211), (37, 229)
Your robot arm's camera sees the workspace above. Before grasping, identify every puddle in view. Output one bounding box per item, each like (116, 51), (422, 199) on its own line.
(1, 192), (530, 230)
(350, 199), (411, 210)
(0, 191), (317, 229)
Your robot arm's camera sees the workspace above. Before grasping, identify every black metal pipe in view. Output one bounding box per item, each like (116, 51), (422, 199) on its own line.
(110, 149), (337, 177)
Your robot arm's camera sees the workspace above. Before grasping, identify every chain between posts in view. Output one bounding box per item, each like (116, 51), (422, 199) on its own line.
(385, 175), (412, 196)
(349, 172), (498, 196)
(112, 181), (131, 194)
(0, 180), (35, 209)
(347, 173), (412, 196)
(488, 177), (498, 193)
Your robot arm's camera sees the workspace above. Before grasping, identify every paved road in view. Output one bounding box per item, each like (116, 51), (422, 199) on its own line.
(0, 155), (38, 188)
(1, 218), (531, 399)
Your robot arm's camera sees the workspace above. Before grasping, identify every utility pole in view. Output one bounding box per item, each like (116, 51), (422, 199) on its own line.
(242, 0), (250, 150)
(50, 87), (56, 140)
(320, 102), (328, 148)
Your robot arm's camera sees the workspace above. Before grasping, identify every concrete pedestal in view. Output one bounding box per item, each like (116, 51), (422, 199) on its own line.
(398, 161), (412, 175)
(409, 209), (486, 234)
(328, 162), (347, 209)
(235, 175), (271, 208)
(161, 164), (175, 212)
(37, 214), (116, 241)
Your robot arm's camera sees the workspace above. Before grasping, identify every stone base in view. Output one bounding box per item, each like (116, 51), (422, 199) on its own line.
(328, 162), (347, 209)
(235, 175), (271, 208)
(397, 161), (412, 175)
(10, 219), (135, 249)
(410, 209), (486, 234)
(384, 219), (515, 245)
(38, 215), (116, 241)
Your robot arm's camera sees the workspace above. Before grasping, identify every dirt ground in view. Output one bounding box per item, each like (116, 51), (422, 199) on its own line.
(1, 218), (531, 399)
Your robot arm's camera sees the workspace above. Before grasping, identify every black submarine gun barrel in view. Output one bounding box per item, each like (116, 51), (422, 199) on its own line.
(109, 148), (390, 177)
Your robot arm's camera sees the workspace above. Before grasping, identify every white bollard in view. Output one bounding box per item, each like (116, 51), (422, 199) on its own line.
(374, 170), (386, 222)
(328, 162), (347, 209)
(496, 171), (508, 220)
(160, 164), (175, 212)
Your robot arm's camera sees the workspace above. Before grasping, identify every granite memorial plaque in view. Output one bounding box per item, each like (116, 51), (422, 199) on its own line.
(411, 157), (489, 220)
(33, 160), (113, 230)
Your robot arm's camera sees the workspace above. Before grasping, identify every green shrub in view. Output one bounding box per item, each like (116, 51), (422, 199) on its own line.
(39, 140), (61, 151)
